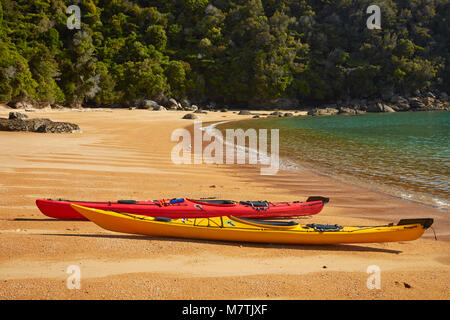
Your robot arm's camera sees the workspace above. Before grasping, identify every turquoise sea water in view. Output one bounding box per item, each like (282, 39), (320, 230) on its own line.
(220, 111), (450, 209)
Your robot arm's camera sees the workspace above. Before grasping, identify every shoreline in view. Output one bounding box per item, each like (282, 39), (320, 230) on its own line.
(0, 108), (449, 299)
(189, 115), (450, 241)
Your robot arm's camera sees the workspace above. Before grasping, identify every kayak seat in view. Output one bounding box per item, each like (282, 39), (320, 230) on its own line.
(234, 217), (298, 227)
(306, 224), (343, 232)
(240, 201), (269, 207)
(154, 216), (171, 222)
(193, 199), (236, 205)
(117, 200), (138, 204)
(397, 218), (434, 229)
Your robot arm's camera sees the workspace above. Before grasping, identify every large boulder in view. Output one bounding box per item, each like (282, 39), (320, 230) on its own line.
(138, 100), (160, 110)
(366, 102), (395, 113)
(180, 99), (191, 108)
(307, 107), (339, 116)
(154, 93), (170, 107)
(270, 111), (283, 117)
(408, 98), (426, 110)
(35, 122), (80, 133)
(238, 110), (252, 115)
(383, 105), (396, 113)
(167, 98), (179, 110)
(152, 105), (167, 111)
(338, 107), (358, 115)
(9, 112), (28, 120)
(390, 96), (410, 111)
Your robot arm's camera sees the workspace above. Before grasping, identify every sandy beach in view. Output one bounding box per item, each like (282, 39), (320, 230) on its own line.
(0, 107), (449, 300)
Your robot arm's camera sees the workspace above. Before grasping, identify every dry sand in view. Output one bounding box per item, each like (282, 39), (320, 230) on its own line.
(0, 108), (449, 300)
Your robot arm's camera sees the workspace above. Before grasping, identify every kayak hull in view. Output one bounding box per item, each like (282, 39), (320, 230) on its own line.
(36, 197), (327, 220)
(71, 204), (432, 245)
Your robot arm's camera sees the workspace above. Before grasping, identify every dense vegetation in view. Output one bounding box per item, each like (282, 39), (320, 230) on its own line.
(0, 0), (448, 107)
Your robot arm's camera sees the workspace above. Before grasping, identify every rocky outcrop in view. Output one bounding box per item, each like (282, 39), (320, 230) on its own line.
(35, 121), (81, 133)
(269, 111), (284, 117)
(7, 100), (34, 109)
(167, 98), (179, 110)
(9, 112), (29, 120)
(366, 102), (396, 113)
(137, 99), (160, 110)
(301, 90), (449, 117)
(0, 113), (80, 133)
(308, 107), (339, 116)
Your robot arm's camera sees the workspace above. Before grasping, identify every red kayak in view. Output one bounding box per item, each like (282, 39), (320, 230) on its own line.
(36, 196), (329, 220)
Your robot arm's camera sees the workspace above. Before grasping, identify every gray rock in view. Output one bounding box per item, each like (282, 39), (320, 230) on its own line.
(270, 111), (283, 116)
(252, 115), (260, 118)
(152, 105), (167, 111)
(8, 100), (34, 109)
(383, 105), (396, 113)
(194, 109), (207, 114)
(167, 98), (179, 109)
(9, 112), (28, 120)
(35, 122), (80, 133)
(154, 93), (170, 107)
(238, 110), (252, 115)
(409, 98), (426, 109)
(139, 100), (160, 109)
(366, 102), (384, 112)
(0, 118), (30, 131)
(284, 112), (294, 117)
(180, 99), (191, 108)
(307, 108), (339, 116)
(182, 113), (198, 119)
(338, 107), (357, 115)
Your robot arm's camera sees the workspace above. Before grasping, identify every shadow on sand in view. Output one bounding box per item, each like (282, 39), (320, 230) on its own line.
(42, 232), (402, 254)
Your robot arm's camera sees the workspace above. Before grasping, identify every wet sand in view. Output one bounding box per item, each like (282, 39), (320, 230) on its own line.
(0, 107), (449, 299)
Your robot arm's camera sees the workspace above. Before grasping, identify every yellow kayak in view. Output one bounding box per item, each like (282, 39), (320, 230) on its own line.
(71, 204), (433, 245)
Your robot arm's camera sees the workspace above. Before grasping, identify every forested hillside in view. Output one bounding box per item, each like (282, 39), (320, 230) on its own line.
(0, 0), (448, 108)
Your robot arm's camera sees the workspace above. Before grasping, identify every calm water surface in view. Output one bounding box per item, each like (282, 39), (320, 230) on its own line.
(219, 111), (449, 209)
